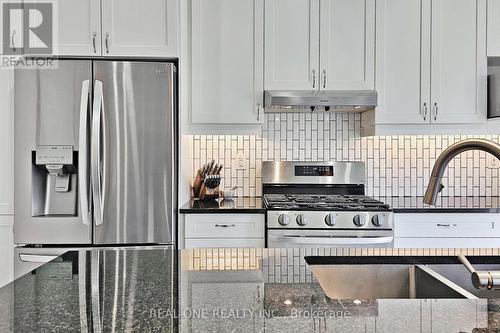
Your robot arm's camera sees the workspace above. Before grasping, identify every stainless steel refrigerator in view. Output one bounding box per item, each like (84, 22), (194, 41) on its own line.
(14, 60), (177, 277)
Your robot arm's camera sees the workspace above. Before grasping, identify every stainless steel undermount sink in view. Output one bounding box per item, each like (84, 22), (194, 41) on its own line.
(305, 256), (500, 300)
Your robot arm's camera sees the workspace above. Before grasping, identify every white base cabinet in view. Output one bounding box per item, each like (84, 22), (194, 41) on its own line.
(394, 213), (500, 248)
(184, 214), (265, 249)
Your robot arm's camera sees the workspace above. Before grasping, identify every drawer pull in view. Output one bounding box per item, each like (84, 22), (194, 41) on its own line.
(436, 223), (457, 227)
(214, 224), (236, 228)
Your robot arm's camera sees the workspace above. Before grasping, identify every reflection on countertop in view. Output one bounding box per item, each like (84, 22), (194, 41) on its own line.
(180, 196), (266, 214)
(377, 196), (500, 213)
(2, 247), (500, 332)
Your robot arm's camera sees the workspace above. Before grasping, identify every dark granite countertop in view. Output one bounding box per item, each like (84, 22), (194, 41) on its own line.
(2, 247), (500, 332)
(377, 196), (500, 213)
(180, 196), (500, 215)
(179, 196), (266, 214)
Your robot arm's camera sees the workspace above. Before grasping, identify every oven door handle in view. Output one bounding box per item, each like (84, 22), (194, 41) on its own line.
(269, 235), (394, 245)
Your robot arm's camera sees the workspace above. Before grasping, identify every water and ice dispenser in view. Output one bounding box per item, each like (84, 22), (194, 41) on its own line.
(31, 145), (78, 217)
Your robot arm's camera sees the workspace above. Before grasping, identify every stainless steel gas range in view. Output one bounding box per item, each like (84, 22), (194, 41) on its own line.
(262, 162), (394, 248)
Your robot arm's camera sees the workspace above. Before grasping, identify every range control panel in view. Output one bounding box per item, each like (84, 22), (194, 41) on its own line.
(294, 165), (334, 177)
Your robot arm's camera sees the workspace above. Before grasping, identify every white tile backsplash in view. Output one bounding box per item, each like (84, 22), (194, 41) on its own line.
(191, 114), (500, 197)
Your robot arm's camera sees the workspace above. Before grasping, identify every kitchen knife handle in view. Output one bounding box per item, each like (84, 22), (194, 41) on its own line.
(78, 80), (91, 226)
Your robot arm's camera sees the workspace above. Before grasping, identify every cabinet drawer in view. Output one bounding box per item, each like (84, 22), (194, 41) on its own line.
(394, 238), (500, 248)
(185, 238), (265, 249)
(395, 213), (500, 238)
(185, 214), (264, 238)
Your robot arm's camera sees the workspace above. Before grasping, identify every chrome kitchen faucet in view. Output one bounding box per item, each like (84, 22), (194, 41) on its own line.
(423, 139), (500, 205)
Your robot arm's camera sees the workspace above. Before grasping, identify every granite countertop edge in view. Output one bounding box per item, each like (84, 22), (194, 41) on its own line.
(180, 196), (500, 214)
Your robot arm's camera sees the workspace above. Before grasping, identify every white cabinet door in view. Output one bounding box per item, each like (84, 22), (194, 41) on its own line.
(101, 0), (178, 57)
(0, 0), (23, 55)
(488, 0), (500, 56)
(191, 0), (263, 124)
(53, 0), (101, 55)
(264, 0), (319, 90)
(0, 69), (13, 215)
(375, 0), (431, 124)
(0, 216), (14, 287)
(430, 0), (486, 123)
(319, 0), (375, 90)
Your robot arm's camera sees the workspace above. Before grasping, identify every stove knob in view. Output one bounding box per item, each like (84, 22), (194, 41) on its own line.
(353, 214), (366, 227)
(324, 213), (337, 226)
(371, 215), (384, 227)
(296, 214), (308, 226)
(278, 214), (290, 226)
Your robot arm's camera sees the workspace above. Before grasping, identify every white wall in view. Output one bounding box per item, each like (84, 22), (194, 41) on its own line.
(0, 69), (15, 287)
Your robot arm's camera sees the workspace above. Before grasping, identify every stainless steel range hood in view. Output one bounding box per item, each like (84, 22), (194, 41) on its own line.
(264, 90), (377, 113)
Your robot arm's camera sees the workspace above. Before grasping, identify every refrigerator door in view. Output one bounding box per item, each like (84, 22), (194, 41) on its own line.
(14, 60), (93, 244)
(92, 61), (176, 244)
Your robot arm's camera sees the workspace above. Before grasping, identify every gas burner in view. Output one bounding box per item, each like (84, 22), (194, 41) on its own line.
(263, 194), (391, 211)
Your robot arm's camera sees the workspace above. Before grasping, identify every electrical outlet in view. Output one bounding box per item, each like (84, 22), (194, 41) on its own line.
(235, 153), (246, 170)
(487, 156), (499, 169)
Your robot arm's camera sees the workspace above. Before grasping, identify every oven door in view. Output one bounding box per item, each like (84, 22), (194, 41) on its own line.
(267, 229), (394, 248)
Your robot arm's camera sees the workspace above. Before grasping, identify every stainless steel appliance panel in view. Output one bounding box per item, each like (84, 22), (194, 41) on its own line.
(14, 60), (92, 244)
(262, 161), (365, 185)
(488, 73), (500, 118)
(267, 229), (394, 248)
(92, 61), (176, 244)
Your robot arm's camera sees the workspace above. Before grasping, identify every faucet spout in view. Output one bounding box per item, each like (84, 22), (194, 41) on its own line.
(423, 139), (500, 205)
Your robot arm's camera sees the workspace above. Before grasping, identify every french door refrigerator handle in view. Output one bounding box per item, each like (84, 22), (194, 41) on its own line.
(91, 80), (105, 226)
(79, 80), (91, 226)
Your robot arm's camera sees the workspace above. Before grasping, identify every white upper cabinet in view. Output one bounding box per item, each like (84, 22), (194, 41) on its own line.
(430, 0), (486, 124)
(264, 0), (319, 90)
(319, 0), (375, 90)
(264, 0), (374, 91)
(53, 0), (101, 56)
(375, 0), (430, 124)
(371, 0), (486, 130)
(191, 0), (263, 124)
(488, 0), (500, 56)
(102, 0), (178, 57)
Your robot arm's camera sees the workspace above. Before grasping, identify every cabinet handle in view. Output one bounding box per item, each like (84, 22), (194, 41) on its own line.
(323, 69), (327, 89)
(422, 103), (428, 121)
(214, 224), (236, 228)
(257, 102), (261, 121)
(92, 32), (97, 53)
(11, 30), (16, 52)
(312, 70), (316, 89)
(436, 223), (457, 227)
(105, 33), (110, 54)
(433, 102), (438, 121)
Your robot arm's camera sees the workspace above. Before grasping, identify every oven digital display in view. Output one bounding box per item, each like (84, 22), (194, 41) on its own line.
(295, 166), (334, 176)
